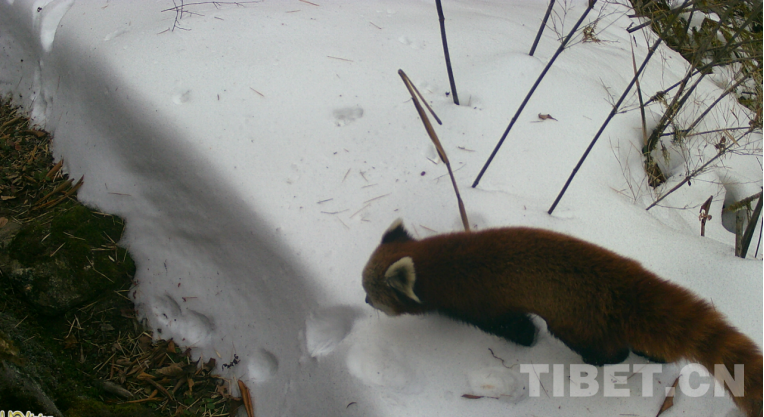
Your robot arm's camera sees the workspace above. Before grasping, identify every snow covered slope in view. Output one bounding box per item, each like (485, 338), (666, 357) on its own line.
(1, 0), (761, 416)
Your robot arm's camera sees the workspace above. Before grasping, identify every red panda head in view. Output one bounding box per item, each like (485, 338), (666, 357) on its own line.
(362, 219), (424, 316)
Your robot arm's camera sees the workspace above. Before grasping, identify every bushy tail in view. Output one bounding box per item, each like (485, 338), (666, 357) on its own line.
(690, 317), (762, 417)
(629, 278), (762, 417)
(687, 311), (764, 417)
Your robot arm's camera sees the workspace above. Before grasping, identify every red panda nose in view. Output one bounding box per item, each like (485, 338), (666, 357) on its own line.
(365, 296), (371, 305)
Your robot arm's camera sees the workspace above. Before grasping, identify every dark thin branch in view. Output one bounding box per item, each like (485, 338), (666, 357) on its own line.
(725, 191), (764, 213)
(645, 130), (753, 211)
(627, 20), (651, 33)
(529, 0), (556, 56)
(472, 0), (598, 188)
(643, 72), (707, 156)
(645, 49), (758, 107)
(161, 1), (258, 13)
(660, 126), (752, 138)
(632, 37), (648, 149)
(755, 218), (762, 258)
(627, 0), (696, 33)
(643, 1), (752, 158)
(163, 1), (259, 31)
(547, 37), (663, 215)
(703, 39), (763, 54)
(643, 70), (699, 107)
(436, 0), (460, 105)
(679, 75), (748, 137)
(739, 195), (763, 258)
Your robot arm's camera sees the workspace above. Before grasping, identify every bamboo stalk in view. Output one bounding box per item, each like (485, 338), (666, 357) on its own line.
(473, 0), (598, 188)
(399, 70), (469, 232)
(436, 0), (460, 105)
(738, 195), (762, 259)
(529, 0), (556, 56)
(645, 131), (753, 211)
(548, 37), (662, 214)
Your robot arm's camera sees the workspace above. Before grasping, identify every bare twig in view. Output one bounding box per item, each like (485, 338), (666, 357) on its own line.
(660, 126), (751, 139)
(548, 37), (662, 214)
(407, 77), (442, 125)
(473, 0), (598, 188)
(724, 191), (763, 213)
(739, 194), (762, 259)
(631, 38), (648, 148)
(436, 0), (459, 105)
(646, 130), (753, 210)
(641, 1), (757, 172)
(161, 1), (260, 31)
(161, 0), (258, 12)
(399, 70), (469, 232)
(529, 0), (556, 56)
(678, 75), (749, 139)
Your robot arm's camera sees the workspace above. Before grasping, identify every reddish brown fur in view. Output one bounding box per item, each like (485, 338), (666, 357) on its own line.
(362, 222), (762, 417)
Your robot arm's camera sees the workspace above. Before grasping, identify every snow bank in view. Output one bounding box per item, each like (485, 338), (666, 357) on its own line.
(1, 0), (760, 416)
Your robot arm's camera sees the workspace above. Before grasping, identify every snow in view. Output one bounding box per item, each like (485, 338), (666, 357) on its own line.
(1, 0), (761, 416)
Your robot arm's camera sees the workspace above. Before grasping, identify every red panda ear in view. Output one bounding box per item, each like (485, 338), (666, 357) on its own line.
(384, 257), (421, 303)
(381, 218), (414, 244)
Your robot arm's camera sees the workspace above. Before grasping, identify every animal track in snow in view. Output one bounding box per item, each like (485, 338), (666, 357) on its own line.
(152, 294), (215, 345)
(346, 342), (422, 393)
(305, 305), (362, 357)
(333, 107), (363, 126)
(104, 27), (130, 41)
(172, 89), (192, 104)
(397, 35), (425, 49)
(245, 349), (279, 382)
(466, 367), (527, 403)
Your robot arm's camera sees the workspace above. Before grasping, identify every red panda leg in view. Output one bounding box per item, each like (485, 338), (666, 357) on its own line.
(440, 310), (538, 347)
(631, 349), (667, 363)
(570, 343), (631, 367)
(547, 326), (630, 366)
(475, 312), (539, 347)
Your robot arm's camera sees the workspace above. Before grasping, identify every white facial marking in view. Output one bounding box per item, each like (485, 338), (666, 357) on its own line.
(370, 301), (397, 316)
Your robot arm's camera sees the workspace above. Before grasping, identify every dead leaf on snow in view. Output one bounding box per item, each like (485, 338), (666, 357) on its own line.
(656, 377), (679, 416)
(538, 113), (558, 121)
(239, 379), (255, 417)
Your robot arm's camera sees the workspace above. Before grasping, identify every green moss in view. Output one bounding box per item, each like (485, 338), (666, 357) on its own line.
(10, 204), (133, 266)
(0, 97), (159, 417)
(7, 221), (48, 265)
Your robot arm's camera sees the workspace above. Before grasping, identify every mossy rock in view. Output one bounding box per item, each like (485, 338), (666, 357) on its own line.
(4, 204), (135, 315)
(0, 359), (63, 416)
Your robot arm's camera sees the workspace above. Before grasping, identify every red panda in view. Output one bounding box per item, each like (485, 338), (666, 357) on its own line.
(362, 219), (762, 417)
